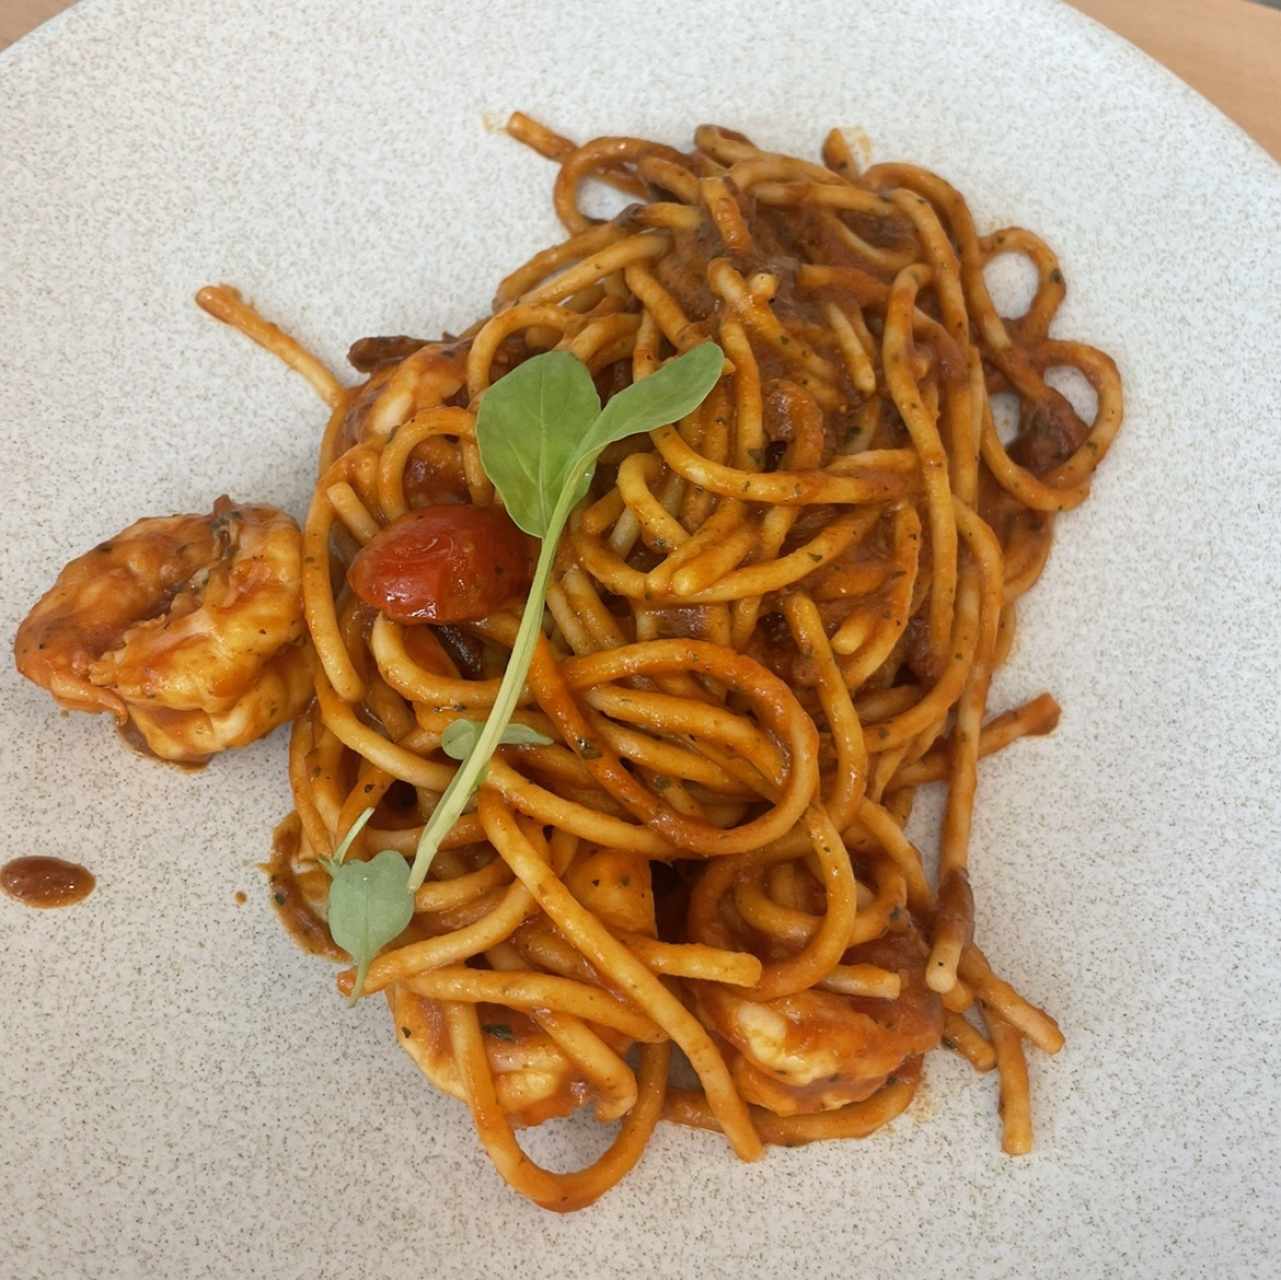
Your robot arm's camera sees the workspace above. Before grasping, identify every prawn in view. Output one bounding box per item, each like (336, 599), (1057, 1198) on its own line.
(392, 987), (602, 1129)
(389, 848), (657, 1127)
(695, 928), (943, 1115)
(15, 497), (313, 764)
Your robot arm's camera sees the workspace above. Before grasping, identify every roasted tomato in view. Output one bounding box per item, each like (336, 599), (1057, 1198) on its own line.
(348, 505), (531, 624)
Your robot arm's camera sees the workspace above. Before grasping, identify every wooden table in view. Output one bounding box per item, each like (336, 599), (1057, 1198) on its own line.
(1070, 0), (1281, 160)
(2, 0), (1280, 162)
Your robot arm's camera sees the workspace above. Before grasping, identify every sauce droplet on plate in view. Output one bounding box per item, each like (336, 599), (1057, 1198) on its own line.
(1, 856), (96, 908)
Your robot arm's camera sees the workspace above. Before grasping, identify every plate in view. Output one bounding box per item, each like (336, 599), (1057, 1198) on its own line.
(2, 1), (1279, 1277)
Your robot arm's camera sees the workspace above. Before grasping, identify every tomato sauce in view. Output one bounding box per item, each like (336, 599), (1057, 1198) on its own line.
(1, 856), (95, 908)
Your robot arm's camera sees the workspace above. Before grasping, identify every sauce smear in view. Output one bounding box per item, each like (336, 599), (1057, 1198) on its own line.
(265, 814), (345, 959)
(1, 856), (95, 908)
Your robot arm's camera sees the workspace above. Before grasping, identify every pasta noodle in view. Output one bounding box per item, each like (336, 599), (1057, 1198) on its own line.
(213, 116), (1122, 1210)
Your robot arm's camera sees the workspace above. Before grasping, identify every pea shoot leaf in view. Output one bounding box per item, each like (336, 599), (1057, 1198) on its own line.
(440, 719), (554, 761)
(474, 351), (600, 537)
(323, 850), (414, 1005)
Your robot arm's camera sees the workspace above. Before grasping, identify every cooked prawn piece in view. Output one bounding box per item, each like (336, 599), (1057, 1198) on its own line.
(335, 338), (470, 456)
(14, 497), (313, 764)
(695, 929), (943, 1115)
(387, 850), (655, 1128)
(391, 987), (602, 1128)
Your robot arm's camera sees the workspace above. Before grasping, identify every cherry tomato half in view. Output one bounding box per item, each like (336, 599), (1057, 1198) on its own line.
(347, 505), (531, 624)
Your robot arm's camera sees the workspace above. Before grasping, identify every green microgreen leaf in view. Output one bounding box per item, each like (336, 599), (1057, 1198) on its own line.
(440, 719), (553, 762)
(373, 342), (723, 900)
(473, 350), (601, 537)
(324, 849), (414, 1005)
(581, 340), (724, 459)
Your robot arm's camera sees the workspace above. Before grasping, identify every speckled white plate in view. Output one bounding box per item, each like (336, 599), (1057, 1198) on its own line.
(2, 1), (1279, 1276)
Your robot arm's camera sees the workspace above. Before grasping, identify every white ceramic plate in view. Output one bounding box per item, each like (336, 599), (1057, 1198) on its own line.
(2, 1), (1279, 1276)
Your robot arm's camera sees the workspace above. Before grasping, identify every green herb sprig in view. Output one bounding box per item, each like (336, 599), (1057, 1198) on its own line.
(318, 807), (414, 1004)
(440, 719), (553, 763)
(325, 342), (724, 999)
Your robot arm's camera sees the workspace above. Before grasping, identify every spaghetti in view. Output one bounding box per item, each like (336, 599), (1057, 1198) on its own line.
(211, 117), (1121, 1210)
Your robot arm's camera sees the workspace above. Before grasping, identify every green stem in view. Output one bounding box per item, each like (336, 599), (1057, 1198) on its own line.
(405, 480), (580, 892)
